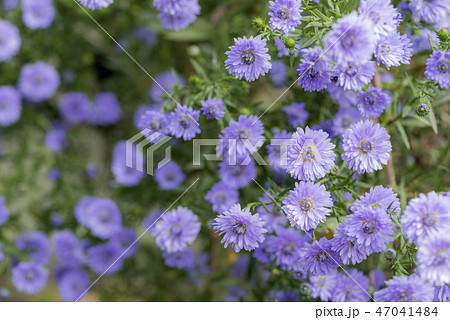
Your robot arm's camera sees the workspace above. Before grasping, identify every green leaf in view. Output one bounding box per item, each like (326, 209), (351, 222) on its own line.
(428, 35), (439, 51)
(395, 122), (411, 150)
(429, 107), (438, 134)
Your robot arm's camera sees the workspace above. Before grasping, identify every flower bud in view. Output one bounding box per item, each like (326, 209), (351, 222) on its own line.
(416, 103), (430, 117)
(385, 249), (396, 259)
(437, 28), (449, 42)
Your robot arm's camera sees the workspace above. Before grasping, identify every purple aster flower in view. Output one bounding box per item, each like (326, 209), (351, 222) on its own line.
(327, 83), (357, 108)
(336, 61), (376, 91)
(331, 222), (368, 265)
(344, 206), (394, 254)
(434, 284), (450, 302)
(15, 231), (50, 265)
(85, 92), (122, 126)
(284, 102), (308, 128)
(268, 0), (303, 35)
(342, 120), (392, 174)
(269, 60), (288, 87)
(416, 103), (431, 117)
(299, 237), (341, 276)
(111, 141), (145, 187)
(87, 243), (123, 275)
(417, 231), (450, 285)
(52, 230), (86, 267)
(50, 213), (63, 228)
(351, 185), (401, 217)
(282, 181), (332, 231)
(333, 269), (371, 302)
(163, 247), (195, 269)
(0, 242), (4, 261)
(0, 86), (21, 127)
(136, 109), (169, 143)
(12, 262), (48, 294)
(154, 0), (200, 31)
(168, 105), (200, 141)
(0, 195), (8, 226)
(22, 0), (55, 30)
(225, 35), (272, 82)
(285, 127), (336, 181)
(359, 0), (400, 38)
(205, 182), (239, 214)
(57, 269), (89, 302)
(375, 32), (407, 69)
(153, 206), (201, 253)
(310, 271), (339, 301)
(85, 163), (97, 180)
(134, 27), (157, 48)
(399, 34), (413, 64)
(217, 115), (265, 162)
(371, 269), (386, 290)
(269, 289), (301, 302)
(266, 228), (307, 270)
(77, 0), (113, 10)
(0, 19), (21, 62)
(323, 12), (376, 64)
(374, 275), (434, 302)
(227, 286), (247, 302)
(200, 97), (225, 120)
(331, 107), (362, 137)
(297, 47), (332, 92)
(84, 198), (122, 239)
(412, 27), (440, 53)
(58, 92), (90, 125)
(74, 196), (97, 226)
(425, 50), (450, 89)
(356, 87), (392, 118)
(18, 62), (60, 102)
(45, 128), (67, 152)
(253, 241), (273, 264)
(409, 0), (450, 24)
(149, 71), (185, 103)
(108, 228), (138, 258)
(267, 129), (292, 174)
(47, 168), (60, 181)
(154, 161), (185, 190)
(219, 160), (257, 189)
(142, 209), (164, 236)
(3, 0), (19, 10)
(213, 203), (267, 252)
(230, 254), (250, 278)
(400, 191), (450, 244)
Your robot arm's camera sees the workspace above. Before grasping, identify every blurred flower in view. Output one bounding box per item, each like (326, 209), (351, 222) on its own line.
(205, 181), (239, 214)
(342, 120), (392, 174)
(163, 247), (195, 269)
(12, 262), (48, 294)
(47, 168), (61, 181)
(225, 35), (272, 82)
(134, 27), (157, 48)
(154, 0), (200, 31)
(18, 62), (60, 102)
(111, 141), (145, 187)
(269, 60), (287, 87)
(149, 71), (185, 103)
(15, 231), (50, 265)
(58, 92), (90, 125)
(52, 230), (86, 267)
(335, 61), (376, 91)
(50, 213), (63, 228)
(45, 128), (67, 152)
(85, 163), (98, 180)
(154, 161), (185, 190)
(57, 269), (89, 302)
(331, 107), (362, 137)
(284, 102), (308, 128)
(0, 195), (10, 226)
(375, 32), (410, 70)
(78, 0), (113, 10)
(0, 19), (21, 62)
(310, 272), (338, 301)
(374, 274), (434, 301)
(417, 232), (450, 285)
(401, 191), (450, 244)
(108, 228), (138, 258)
(266, 228), (306, 270)
(226, 285), (247, 302)
(219, 160), (257, 189)
(85, 92), (122, 126)
(333, 269), (370, 302)
(359, 0), (400, 38)
(409, 0), (450, 24)
(323, 12), (376, 64)
(22, 0), (55, 30)
(87, 243), (123, 275)
(269, 289), (301, 301)
(153, 206), (201, 253)
(356, 87), (392, 118)
(84, 198), (122, 239)
(267, 129), (292, 174)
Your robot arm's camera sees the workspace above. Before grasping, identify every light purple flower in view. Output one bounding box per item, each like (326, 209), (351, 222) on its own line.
(0, 19), (21, 62)
(18, 62), (60, 102)
(154, 161), (185, 190)
(425, 50), (450, 89)
(299, 237), (341, 276)
(205, 182), (239, 214)
(268, 0), (303, 35)
(22, 0), (55, 30)
(356, 87), (392, 118)
(168, 105), (200, 141)
(78, 0), (113, 10)
(0, 86), (21, 127)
